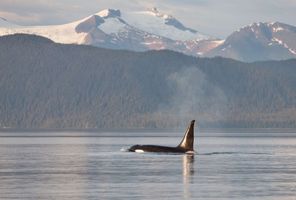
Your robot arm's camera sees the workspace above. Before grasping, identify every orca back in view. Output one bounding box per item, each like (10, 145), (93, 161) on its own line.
(177, 120), (195, 151)
(128, 120), (196, 153)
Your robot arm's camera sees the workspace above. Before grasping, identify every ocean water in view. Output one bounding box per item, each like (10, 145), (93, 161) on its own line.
(0, 132), (296, 200)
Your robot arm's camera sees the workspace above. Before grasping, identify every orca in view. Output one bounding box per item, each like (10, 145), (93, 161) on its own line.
(128, 120), (195, 154)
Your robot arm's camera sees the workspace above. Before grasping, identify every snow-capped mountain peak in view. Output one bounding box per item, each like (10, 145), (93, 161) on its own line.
(145, 7), (197, 33)
(85, 8), (208, 41)
(206, 21), (296, 61)
(119, 7), (208, 41)
(96, 9), (121, 18)
(0, 8), (210, 47)
(75, 15), (104, 33)
(238, 22), (295, 34)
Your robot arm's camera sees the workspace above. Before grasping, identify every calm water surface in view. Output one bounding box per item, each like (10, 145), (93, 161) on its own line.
(1, 132), (296, 200)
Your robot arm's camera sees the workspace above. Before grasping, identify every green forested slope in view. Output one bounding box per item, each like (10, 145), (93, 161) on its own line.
(0, 34), (295, 128)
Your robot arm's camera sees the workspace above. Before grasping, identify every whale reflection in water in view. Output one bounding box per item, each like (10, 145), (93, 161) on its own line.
(183, 154), (194, 199)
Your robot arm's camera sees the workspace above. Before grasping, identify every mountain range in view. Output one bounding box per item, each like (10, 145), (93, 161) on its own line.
(1, 8), (296, 62)
(1, 34), (296, 129)
(207, 22), (296, 62)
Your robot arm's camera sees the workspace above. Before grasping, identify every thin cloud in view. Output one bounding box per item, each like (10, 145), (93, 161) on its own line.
(0, 11), (41, 24)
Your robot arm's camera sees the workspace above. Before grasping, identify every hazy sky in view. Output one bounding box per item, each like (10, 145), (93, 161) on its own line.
(0, 0), (295, 38)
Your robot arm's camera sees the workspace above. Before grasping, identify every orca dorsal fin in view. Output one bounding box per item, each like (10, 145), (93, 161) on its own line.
(177, 120), (195, 151)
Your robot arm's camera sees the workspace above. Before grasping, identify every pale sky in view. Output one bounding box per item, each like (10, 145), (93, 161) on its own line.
(0, 0), (295, 38)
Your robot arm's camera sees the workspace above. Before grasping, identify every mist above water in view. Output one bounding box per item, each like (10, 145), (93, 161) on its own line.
(151, 66), (228, 128)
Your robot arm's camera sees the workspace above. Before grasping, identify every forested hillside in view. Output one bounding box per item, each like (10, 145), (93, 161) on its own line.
(0, 34), (296, 129)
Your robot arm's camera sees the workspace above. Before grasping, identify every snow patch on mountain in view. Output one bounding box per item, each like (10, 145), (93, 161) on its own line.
(99, 17), (126, 34)
(3, 21), (87, 44)
(96, 9), (121, 18)
(120, 8), (208, 41)
(273, 27), (284, 32)
(272, 37), (296, 55)
(89, 8), (207, 41)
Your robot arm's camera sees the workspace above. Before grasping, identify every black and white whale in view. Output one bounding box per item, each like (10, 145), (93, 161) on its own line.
(128, 120), (195, 154)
